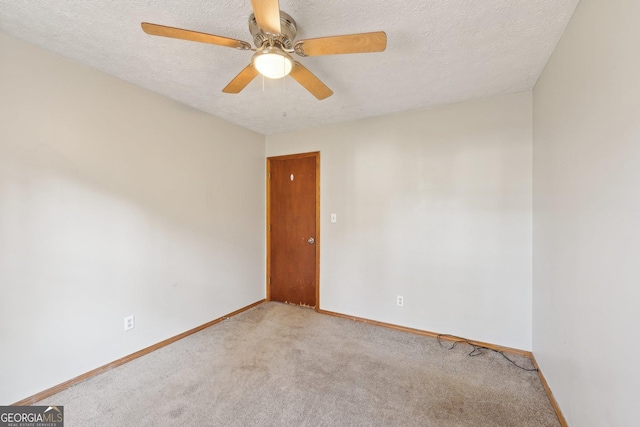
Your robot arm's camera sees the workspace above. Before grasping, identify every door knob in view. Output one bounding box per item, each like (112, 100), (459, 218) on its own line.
(308, 237), (315, 244)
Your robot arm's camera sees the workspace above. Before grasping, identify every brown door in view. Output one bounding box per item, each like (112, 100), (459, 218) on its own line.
(267, 152), (319, 308)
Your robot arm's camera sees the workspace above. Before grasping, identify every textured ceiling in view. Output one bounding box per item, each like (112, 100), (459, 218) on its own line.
(0, 0), (579, 135)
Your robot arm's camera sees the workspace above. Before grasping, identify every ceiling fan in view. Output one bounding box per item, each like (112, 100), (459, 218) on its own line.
(141, 0), (387, 100)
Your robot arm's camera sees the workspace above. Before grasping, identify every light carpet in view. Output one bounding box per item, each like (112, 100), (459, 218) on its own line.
(39, 302), (560, 426)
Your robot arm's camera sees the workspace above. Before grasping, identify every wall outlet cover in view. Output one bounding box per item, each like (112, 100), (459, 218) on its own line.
(124, 315), (135, 331)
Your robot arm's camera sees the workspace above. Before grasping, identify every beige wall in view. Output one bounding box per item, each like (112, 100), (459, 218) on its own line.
(533, 0), (640, 425)
(0, 33), (265, 404)
(267, 92), (533, 350)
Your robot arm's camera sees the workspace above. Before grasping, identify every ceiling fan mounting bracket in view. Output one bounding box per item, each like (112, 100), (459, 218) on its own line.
(249, 11), (297, 50)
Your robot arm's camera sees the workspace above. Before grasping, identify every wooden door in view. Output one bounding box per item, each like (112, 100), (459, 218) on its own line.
(267, 152), (319, 308)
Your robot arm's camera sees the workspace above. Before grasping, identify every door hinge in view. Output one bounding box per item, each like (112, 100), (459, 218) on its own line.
(268, 172), (272, 179)
(268, 277), (271, 284)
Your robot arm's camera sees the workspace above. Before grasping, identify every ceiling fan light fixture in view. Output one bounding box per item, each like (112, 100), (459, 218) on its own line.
(252, 46), (293, 79)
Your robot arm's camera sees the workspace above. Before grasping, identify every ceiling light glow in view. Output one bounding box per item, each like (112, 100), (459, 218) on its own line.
(252, 46), (293, 79)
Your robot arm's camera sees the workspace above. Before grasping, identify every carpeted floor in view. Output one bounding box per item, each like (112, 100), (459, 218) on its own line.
(39, 302), (560, 426)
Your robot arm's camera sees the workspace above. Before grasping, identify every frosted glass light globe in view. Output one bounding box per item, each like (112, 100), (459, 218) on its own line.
(252, 47), (293, 79)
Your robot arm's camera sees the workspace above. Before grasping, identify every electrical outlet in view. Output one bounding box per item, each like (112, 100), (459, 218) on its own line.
(397, 295), (404, 307)
(124, 315), (135, 331)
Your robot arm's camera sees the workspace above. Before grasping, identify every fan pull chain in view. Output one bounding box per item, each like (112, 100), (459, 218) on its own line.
(282, 63), (287, 117)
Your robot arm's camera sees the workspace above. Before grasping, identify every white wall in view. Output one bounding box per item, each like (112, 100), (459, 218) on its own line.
(532, 1), (640, 425)
(267, 92), (533, 350)
(0, 32), (265, 404)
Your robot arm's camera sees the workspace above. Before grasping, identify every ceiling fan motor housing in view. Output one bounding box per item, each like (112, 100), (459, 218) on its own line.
(249, 11), (297, 50)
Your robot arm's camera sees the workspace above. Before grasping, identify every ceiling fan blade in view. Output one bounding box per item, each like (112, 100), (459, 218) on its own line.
(222, 64), (260, 94)
(289, 62), (333, 100)
(251, 0), (281, 34)
(141, 23), (251, 50)
(294, 31), (387, 57)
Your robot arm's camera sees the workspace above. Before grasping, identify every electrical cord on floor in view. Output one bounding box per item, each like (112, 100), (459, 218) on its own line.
(437, 334), (539, 372)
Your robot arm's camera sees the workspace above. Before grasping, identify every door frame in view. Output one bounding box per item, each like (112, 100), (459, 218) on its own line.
(266, 151), (320, 310)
